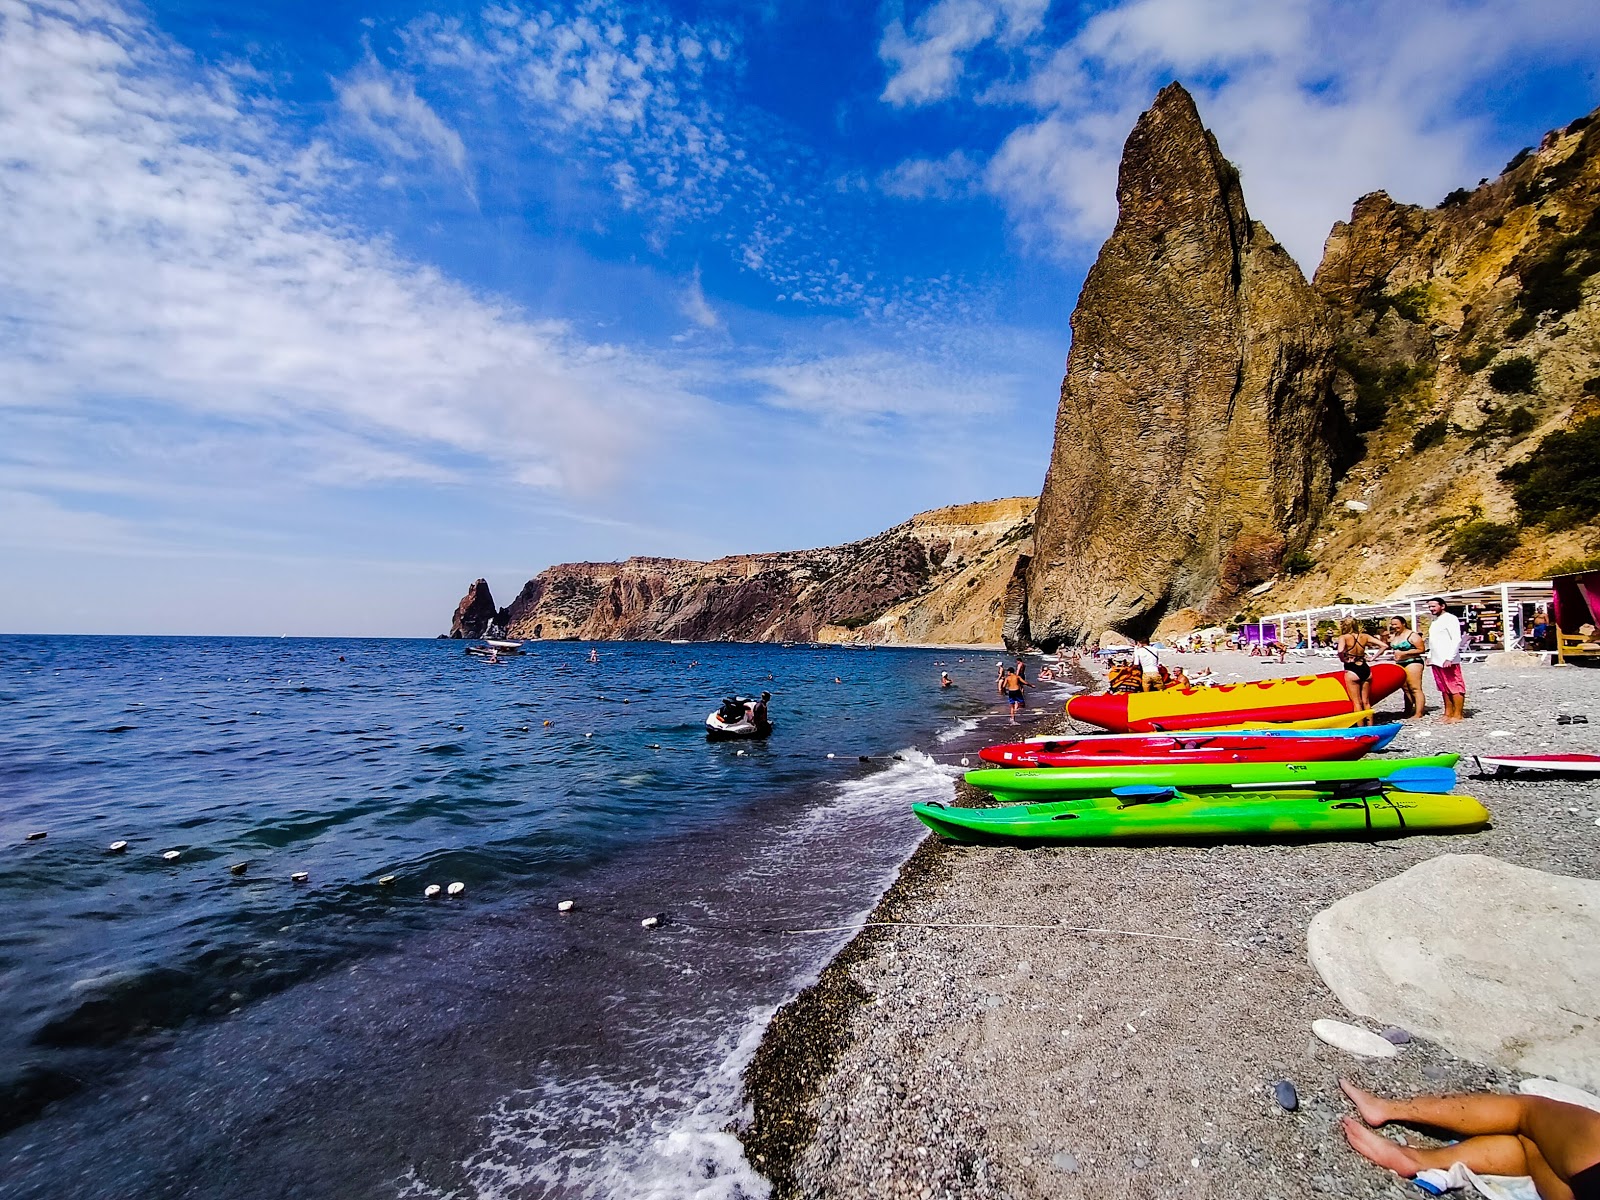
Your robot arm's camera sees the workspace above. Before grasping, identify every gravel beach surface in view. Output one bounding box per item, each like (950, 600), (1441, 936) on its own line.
(739, 650), (1600, 1200)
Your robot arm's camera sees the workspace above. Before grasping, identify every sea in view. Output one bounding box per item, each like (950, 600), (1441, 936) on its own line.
(0, 636), (1068, 1200)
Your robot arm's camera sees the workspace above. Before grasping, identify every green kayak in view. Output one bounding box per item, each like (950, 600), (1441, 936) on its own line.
(963, 755), (1459, 804)
(914, 784), (1490, 843)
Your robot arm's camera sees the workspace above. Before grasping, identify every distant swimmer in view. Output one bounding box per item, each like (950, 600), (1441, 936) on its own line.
(940, 671), (953, 688)
(588, 648), (599, 664)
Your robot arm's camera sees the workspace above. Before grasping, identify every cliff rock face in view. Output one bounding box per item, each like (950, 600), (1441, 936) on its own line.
(1024, 82), (1344, 648)
(494, 499), (1035, 645)
(1256, 104), (1600, 611)
(448, 578), (499, 639)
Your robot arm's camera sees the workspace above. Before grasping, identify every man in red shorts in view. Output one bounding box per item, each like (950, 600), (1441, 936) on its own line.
(1425, 597), (1466, 723)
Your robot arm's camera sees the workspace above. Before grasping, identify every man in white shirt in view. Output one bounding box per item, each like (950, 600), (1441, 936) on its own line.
(1133, 637), (1162, 692)
(1425, 597), (1466, 723)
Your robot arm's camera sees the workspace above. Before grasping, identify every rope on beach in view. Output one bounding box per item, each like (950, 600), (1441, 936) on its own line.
(779, 919), (1223, 945)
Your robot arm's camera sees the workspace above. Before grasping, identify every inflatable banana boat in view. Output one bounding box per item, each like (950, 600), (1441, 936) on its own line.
(1065, 665), (1406, 733)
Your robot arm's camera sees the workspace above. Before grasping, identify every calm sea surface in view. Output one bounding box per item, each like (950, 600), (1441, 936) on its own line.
(0, 636), (1063, 1199)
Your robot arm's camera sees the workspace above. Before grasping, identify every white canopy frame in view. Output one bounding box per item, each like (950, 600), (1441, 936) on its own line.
(1262, 581), (1553, 652)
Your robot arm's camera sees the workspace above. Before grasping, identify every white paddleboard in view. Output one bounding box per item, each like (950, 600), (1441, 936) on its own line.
(1475, 754), (1600, 775)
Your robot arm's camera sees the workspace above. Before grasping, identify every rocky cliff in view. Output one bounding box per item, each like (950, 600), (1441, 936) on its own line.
(1023, 82), (1347, 649)
(448, 578), (500, 639)
(469, 498), (1035, 645)
(1248, 104), (1600, 613)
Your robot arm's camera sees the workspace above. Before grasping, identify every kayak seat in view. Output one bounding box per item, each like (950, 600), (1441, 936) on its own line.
(1112, 784), (1178, 806)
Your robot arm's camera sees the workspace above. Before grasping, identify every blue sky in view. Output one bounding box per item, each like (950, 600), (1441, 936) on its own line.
(2, 0), (1597, 635)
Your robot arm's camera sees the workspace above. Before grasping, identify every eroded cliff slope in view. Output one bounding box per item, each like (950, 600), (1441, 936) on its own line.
(1024, 82), (1347, 649)
(461, 498), (1035, 645)
(1254, 105), (1600, 612)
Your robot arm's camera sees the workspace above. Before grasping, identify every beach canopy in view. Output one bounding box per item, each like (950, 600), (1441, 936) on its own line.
(1261, 581), (1554, 653)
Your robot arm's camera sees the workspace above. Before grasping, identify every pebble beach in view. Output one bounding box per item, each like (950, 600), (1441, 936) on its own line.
(739, 650), (1600, 1200)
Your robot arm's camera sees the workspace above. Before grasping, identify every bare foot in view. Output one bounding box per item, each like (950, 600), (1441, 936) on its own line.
(1339, 1078), (1391, 1126)
(1342, 1117), (1421, 1176)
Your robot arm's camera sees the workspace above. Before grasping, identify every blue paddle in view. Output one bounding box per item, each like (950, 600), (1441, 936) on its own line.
(1380, 765), (1458, 794)
(1223, 765), (1457, 795)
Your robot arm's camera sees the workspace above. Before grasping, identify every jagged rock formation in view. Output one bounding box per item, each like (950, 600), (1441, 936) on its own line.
(448, 578), (499, 639)
(487, 499), (1035, 645)
(1024, 82), (1346, 648)
(1257, 104), (1600, 613)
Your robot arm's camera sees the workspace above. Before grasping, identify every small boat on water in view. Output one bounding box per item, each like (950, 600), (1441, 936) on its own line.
(465, 639), (523, 659)
(706, 696), (773, 740)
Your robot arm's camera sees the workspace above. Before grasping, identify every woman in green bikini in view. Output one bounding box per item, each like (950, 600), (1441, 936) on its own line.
(1386, 616), (1428, 719)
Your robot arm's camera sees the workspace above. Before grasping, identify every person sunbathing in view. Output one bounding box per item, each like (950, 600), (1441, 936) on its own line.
(1340, 1079), (1600, 1200)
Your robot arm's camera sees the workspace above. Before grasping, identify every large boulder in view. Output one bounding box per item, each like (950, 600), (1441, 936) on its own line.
(448, 578), (498, 639)
(1307, 854), (1600, 1091)
(1025, 82), (1344, 647)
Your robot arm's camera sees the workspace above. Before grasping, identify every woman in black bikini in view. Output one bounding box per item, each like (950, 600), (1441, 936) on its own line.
(1341, 1079), (1600, 1200)
(1336, 616), (1383, 726)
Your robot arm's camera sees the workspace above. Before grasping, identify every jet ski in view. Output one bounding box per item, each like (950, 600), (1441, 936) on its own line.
(705, 695), (773, 740)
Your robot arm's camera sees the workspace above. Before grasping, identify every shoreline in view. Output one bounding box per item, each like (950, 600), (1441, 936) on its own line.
(738, 652), (1600, 1199)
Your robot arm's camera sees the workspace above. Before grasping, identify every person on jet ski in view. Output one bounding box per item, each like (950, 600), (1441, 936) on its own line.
(749, 692), (771, 729)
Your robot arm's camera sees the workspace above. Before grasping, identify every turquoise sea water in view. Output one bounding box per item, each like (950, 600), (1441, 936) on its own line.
(0, 636), (1059, 1199)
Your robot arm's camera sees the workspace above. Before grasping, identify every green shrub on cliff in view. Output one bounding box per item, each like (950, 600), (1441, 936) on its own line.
(1336, 347), (1432, 433)
(1412, 418), (1449, 453)
(1282, 550), (1315, 576)
(1458, 345), (1497, 374)
(1488, 357), (1536, 394)
(1445, 520), (1520, 565)
(1499, 415), (1600, 528)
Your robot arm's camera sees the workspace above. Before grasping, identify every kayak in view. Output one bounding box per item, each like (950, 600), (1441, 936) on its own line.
(1066, 667), (1406, 733)
(964, 755), (1459, 804)
(978, 731), (1383, 768)
(1204, 709), (1374, 731)
(912, 785), (1489, 843)
(1474, 754), (1600, 776)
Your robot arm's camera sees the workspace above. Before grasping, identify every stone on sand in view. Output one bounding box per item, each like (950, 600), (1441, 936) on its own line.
(1308, 854), (1600, 1091)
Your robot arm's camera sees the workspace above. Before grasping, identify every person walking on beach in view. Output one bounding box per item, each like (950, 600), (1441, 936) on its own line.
(1132, 637), (1162, 692)
(1336, 617), (1384, 725)
(1001, 664), (1027, 720)
(1426, 597), (1467, 723)
(1385, 616), (1428, 719)
(1338, 1078), (1600, 1200)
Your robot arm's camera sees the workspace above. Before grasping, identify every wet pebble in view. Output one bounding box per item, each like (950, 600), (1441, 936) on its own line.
(1274, 1080), (1299, 1111)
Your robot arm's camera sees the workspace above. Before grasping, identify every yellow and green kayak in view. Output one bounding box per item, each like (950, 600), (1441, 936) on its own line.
(913, 785), (1488, 843)
(963, 755), (1459, 805)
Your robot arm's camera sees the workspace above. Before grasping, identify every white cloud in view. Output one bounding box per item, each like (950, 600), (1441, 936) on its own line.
(745, 349), (1013, 425)
(878, 150), (979, 200)
(879, 0), (1046, 107)
(678, 266), (722, 331)
(0, 0), (705, 499)
(335, 57), (473, 192)
(967, 0), (1600, 269)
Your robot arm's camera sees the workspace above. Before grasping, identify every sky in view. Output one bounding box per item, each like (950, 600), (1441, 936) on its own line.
(2, 0), (1597, 635)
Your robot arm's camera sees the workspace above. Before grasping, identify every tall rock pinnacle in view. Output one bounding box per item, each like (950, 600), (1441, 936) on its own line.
(1024, 82), (1344, 646)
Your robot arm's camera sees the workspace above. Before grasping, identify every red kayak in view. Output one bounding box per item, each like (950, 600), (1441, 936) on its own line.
(1065, 665), (1407, 733)
(979, 730), (1382, 768)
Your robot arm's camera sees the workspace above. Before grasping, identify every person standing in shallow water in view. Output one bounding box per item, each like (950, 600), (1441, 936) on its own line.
(1426, 597), (1467, 723)
(1001, 665), (1027, 721)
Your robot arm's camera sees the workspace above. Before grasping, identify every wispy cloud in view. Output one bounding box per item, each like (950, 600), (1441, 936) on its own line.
(881, 0), (1600, 268)
(879, 0), (1048, 107)
(677, 266), (723, 332)
(878, 150), (979, 200)
(744, 348), (1014, 426)
(335, 56), (475, 194)
(397, 2), (976, 318)
(0, 0), (705, 504)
